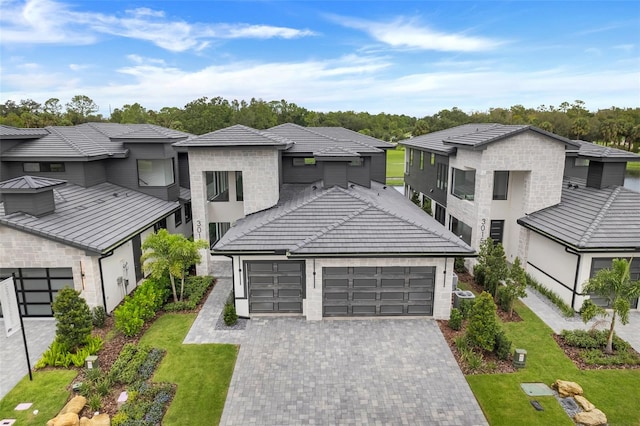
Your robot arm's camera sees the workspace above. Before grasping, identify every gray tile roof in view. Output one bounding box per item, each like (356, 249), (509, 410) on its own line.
(268, 124), (387, 155)
(179, 186), (191, 201)
(571, 140), (640, 162)
(402, 123), (579, 153)
(214, 181), (473, 256)
(518, 178), (640, 250)
(0, 176), (66, 193)
(173, 124), (293, 148)
(108, 124), (193, 141)
(0, 125), (49, 138)
(0, 182), (179, 253)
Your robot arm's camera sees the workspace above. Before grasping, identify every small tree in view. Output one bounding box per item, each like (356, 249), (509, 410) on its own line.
(476, 238), (509, 297)
(52, 287), (93, 351)
(142, 229), (181, 303)
(580, 258), (640, 354)
(170, 237), (208, 301)
(501, 257), (528, 317)
(465, 291), (500, 352)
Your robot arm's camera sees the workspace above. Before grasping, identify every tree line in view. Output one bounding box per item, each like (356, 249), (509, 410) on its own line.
(1, 96), (639, 151)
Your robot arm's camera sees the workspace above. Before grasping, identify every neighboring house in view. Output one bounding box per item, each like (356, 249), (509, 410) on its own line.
(175, 124), (473, 320)
(402, 124), (640, 312)
(0, 123), (195, 317)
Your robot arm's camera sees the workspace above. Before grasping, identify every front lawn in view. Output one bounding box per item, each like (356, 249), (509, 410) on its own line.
(466, 300), (640, 426)
(139, 313), (238, 426)
(0, 370), (78, 425)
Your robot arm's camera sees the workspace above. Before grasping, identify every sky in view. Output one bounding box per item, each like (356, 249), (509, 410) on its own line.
(1, 0), (639, 118)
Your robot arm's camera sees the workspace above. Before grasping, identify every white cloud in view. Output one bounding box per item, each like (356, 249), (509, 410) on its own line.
(0, 0), (316, 51)
(331, 15), (504, 52)
(613, 44), (634, 52)
(69, 64), (91, 71)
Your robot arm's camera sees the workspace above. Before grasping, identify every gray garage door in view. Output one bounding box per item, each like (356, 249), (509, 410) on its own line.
(0, 268), (73, 317)
(246, 261), (305, 313)
(323, 266), (435, 317)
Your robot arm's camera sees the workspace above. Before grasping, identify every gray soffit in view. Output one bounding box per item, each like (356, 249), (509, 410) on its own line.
(518, 178), (640, 250)
(173, 124), (293, 148)
(214, 181), (474, 256)
(0, 182), (179, 254)
(0, 125), (50, 139)
(268, 123), (386, 155)
(568, 140), (640, 162)
(0, 176), (66, 193)
(401, 123), (579, 153)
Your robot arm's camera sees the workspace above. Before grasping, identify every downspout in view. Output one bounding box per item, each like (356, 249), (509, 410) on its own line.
(98, 251), (115, 311)
(566, 247), (582, 311)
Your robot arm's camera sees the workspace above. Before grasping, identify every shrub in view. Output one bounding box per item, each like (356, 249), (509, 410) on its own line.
(183, 276), (215, 301)
(454, 257), (466, 273)
(448, 308), (463, 331)
(224, 302), (238, 326)
(92, 306), (107, 328)
(111, 344), (152, 385)
(473, 264), (486, 287)
(561, 329), (630, 352)
(464, 350), (484, 372)
(494, 330), (512, 360)
(52, 287), (93, 351)
(458, 298), (475, 319)
(164, 300), (196, 312)
(34, 335), (102, 369)
(88, 394), (102, 412)
(114, 299), (145, 337)
(465, 292), (500, 352)
(526, 273), (574, 317)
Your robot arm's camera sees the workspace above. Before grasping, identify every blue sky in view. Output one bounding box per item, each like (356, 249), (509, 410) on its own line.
(1, 0), (638, 118)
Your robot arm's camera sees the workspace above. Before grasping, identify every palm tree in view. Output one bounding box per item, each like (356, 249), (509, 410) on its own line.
(141, 229), (181, 302)
(581, 258), (640, 354)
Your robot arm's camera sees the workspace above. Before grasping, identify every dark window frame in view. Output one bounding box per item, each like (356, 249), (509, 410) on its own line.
(174, 208), (182, 227)
(436, 163), (448, 191)
(0, 267), (73, 317)
(452, 168), (475, 201)
(154, 217), (167, 232)
(435, 204), (446, 225)
(137, 158), (175, 187)
(209, 222), (231, 249)
(23, 162), (66, 173)
(206, 171), (230, 202)
(450, 215), (472, 245)
(492, 171), (509, 200)
(419, 152), (424, 170)
(235, 171), (244, 201)
(184, 202), (192, 223)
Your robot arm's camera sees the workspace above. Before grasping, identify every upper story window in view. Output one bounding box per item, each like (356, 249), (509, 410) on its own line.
(206, 171), (229, 202)
(575, 158), (590, 167)
(154, 217), (167, 232)
(430, 153), (435, 166)
(349, 158), (363, 167)
(452, 168), (475, 201)
(138, 159), (174, 187)
(209, 222), (231, 249)
(23, 162), (65, 173)
(436, 163), (448, 191)
(235, 171), (243, 201)
(450, 216), (472, 245)
(419, 152), (424, 170)
(409, 149), (414, 166)
(493, 171), (509, 200)
(293, 157), (316, 166)
(174, 208), (182, 227)
(184, 202), (192, 223)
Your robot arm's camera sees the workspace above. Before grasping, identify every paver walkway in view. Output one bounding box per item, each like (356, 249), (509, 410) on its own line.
(185, 278), (487, 426)
(0, 318), (56, 400)
(521, 288), (640, 353)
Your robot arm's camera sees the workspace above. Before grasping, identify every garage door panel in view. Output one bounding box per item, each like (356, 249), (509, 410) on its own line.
(276, 263), (302, 272)
(323, 266), (435, 317)
(251, 289), (274, 298)
(249, 276), (273, 284)
(278, 276), (302, 284)
(251, 302), (275, 312)
(278, 289), (301, 298)
(248, 263), (274, 272)
(246, 261), (304, 314)
(278, 302), (302, 312)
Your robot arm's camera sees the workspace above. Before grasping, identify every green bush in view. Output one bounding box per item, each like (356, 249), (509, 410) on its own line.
(582, 348), (640, 365)
(35, 335), (103, 369)
(224, 302), (238, 326)
(561, 329), (630, 351)
(458, 298), (475, 319)
(496, 286), (510, 312)
(526, 273), (575, 317)
(183, 276), (214, 302)
(114, 299), (145, 337)
(52, 287), (93, 351)
(473, 265), (486, 287)
(448, 308), (463, 331)
(465, 292), (500, 352)
(110, 343), (152, 385)
(494, 330), (512, 360)
(92, 306), (107, 328)
(164, 300), (196, 312)
(454, 257), (466, 273)
(464, 350), (484, 372)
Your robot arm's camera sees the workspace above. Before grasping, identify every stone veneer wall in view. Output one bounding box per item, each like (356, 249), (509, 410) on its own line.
(0, 226), (103, 309)
(448, 131), (566, 262)
(187, 147), (281, 275)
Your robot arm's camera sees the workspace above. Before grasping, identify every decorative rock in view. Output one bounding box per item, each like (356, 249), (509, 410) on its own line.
(47, 412), (80, 426)
(574, 408), (607, 426)
(60, 396), (87, 415)
(117, 391), (128, 409)
(79, 414), (110, 426)
(574, 395), (595, 412)
(552, 380), (583, 397)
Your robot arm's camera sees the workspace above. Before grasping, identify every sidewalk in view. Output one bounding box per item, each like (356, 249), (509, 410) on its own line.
(521, 287), (640, 353)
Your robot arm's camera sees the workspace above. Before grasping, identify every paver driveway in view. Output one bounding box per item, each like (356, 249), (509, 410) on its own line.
(220, 317), (487, 426)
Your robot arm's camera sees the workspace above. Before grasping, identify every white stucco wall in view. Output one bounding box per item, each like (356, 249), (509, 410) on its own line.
(100, 240), (138, 312)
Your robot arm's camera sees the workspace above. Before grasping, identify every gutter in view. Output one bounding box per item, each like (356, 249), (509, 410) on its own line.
(98, 250), (114, 311)
(565, 246), (582, 310)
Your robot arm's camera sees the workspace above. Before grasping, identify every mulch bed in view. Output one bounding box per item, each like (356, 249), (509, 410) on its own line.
(552, 333), (640, 371)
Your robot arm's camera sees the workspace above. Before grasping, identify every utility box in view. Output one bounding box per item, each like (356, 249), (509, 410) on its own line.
(513, 349), (527, 368)
(452, 273), (459, 291)
(453, 290), (475, 308)
(85, 355), (98, 370)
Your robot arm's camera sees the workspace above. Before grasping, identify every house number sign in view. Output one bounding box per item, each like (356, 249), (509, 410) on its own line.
(196, 220), (202, 239)
(480, 218), (486, 240)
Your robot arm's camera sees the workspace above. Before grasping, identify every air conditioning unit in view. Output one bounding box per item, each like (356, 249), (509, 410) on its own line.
(452, 273), (459, 291)
(453, 290), (475, 308)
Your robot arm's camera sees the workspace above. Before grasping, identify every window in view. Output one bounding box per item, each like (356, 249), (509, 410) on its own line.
(430, 153), (435, 166)
(137, 159), (174, 186)
(206, 171), (229, 202)
(435, 204), (446, 225)
(452, 168), (475, 201)
(174, 208), (182, 227)
(575, 158), (590, 167)
(235, 171), (244, 201)
(450, 216), (472, 245)
(436, 163), (448, 191)
(293, 157), (316, 166)
(209, 222), (231, 248)
(153, 218), (167, 232)
(23, 162), (65, 173)
(349, 158), (364, 167)
(493, 171), (509, 200)
(419, 152), (424, 170)
(489, 220), (504, 243)
(0, 267), (72, 317)
(409, 149), (414, 166)
(184, 202), (192, 223)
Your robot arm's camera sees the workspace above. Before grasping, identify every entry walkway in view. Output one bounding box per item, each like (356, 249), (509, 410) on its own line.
(521, 288), (640, 352)
(0, 318), (56, 400)
(185, 277), (487, 426)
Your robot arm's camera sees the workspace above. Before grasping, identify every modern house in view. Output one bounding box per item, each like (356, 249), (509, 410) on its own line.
(0, 123), (195, 316)
(175, 124), (474, 320)
(402, 124), (640, 311)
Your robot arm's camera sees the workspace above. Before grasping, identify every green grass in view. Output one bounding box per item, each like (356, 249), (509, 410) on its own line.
(0, 370), (77, 425)
(139, 313), (238, 426)
(466, 300), (640, 426)
(627, 161), (640, 175)
(386, 148), (405, 185)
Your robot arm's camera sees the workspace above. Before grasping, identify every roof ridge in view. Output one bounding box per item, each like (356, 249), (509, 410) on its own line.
(577, 186), (623, 247)
(292, 204), (370, 252)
